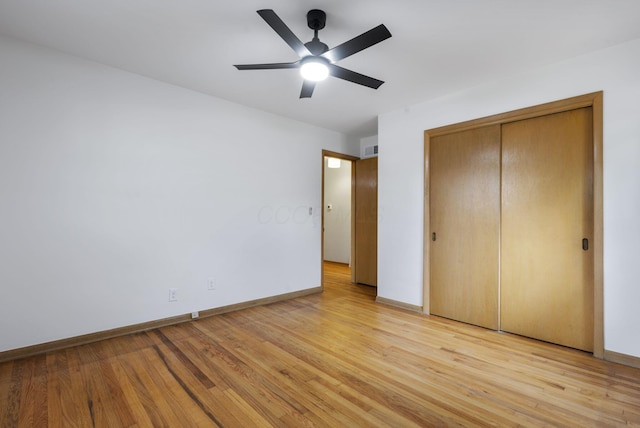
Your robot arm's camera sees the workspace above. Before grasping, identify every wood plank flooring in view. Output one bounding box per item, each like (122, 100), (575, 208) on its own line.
(1, 261), (639, 427)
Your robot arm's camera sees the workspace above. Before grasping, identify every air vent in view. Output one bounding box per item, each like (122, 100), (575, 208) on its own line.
(364, 145), (378, 158)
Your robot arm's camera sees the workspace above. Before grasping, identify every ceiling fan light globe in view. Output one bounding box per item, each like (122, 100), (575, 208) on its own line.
(300, 58), (329, 82)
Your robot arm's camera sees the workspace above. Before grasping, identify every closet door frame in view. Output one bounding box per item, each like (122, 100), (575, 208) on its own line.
(423, 92), (604, 358)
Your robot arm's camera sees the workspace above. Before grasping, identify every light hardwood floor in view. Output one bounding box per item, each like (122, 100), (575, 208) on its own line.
(1, 262), (639, 427)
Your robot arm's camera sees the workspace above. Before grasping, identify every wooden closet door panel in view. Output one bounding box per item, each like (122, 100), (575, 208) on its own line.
(430, 125), (500, 329)
(501, 108), (594, 352)
(355, 157), (377, 286)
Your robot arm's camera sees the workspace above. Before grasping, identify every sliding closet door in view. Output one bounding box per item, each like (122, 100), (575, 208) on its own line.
(430, 125), (500, 329)
(501, 108), (594, 352)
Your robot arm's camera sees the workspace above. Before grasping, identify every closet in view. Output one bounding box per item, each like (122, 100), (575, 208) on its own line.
(425, 93), (602, 353)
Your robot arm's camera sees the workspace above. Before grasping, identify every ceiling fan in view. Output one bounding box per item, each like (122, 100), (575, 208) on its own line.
(234, 9), (392, 98)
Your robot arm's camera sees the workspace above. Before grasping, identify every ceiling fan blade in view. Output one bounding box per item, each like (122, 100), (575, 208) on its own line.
(300, 80), (316, 98)
(257, 9), (312, 58)
(322, 24), (391, 62)
(234, 61), (300, 70)
(329, 64), (384, 89)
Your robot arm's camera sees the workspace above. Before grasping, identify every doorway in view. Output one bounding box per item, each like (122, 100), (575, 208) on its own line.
(323, 156), (352, 266)
(321, 150), (379, 289)
(321, 150), (358, 287)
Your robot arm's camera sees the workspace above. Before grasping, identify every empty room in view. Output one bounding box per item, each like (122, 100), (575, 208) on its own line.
(1, 1), (639, 426)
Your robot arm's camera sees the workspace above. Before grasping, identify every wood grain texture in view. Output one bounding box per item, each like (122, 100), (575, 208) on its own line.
(605, 350), (640, 370)
(1, 262), (638, 427)
(376, 296), (423, 313)
(429, 125), (501, 330)
(501, 108), (594, 352)
(355, 157), (378, 286)
(424, 92), (604, 357)
(0, 288), (321, 365)
(591, 92), (605, 358)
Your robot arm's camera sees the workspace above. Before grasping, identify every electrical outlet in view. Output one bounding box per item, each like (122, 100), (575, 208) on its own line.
(169, 288), (178, 302)
(191, 311), (199, 319)
(208, 278), (216, 291)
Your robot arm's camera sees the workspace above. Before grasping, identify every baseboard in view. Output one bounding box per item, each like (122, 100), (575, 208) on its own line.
(604, 350), (640, 369)
(0, 286), (322, 364)
(376, 296), (423, 313)
(197, 287), (322, 318)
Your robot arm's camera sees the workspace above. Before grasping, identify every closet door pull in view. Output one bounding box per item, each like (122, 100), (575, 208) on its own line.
(432, 232), (437, 242)
(582, 238), (589, 251)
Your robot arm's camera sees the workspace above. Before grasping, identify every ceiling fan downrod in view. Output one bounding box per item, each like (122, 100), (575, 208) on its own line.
(305, 9), (328, 55)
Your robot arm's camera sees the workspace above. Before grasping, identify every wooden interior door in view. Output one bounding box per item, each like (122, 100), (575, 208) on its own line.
(501, 108), (594, 352)
(354, 157), (377, 286)
(430, 125), (501, 329)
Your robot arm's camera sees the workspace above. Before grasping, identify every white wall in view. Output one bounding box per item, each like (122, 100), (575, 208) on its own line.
(323, 158), (351, 264)
(378, 37), (640, 358)
(0, 36), (358, 353)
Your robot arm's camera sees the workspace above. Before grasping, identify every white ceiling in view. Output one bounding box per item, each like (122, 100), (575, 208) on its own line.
(1, 1), (639, 138)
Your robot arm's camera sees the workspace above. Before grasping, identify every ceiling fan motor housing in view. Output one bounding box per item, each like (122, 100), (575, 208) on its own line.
(305, 10), (328, 55)
(307, 10), (326, 30)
